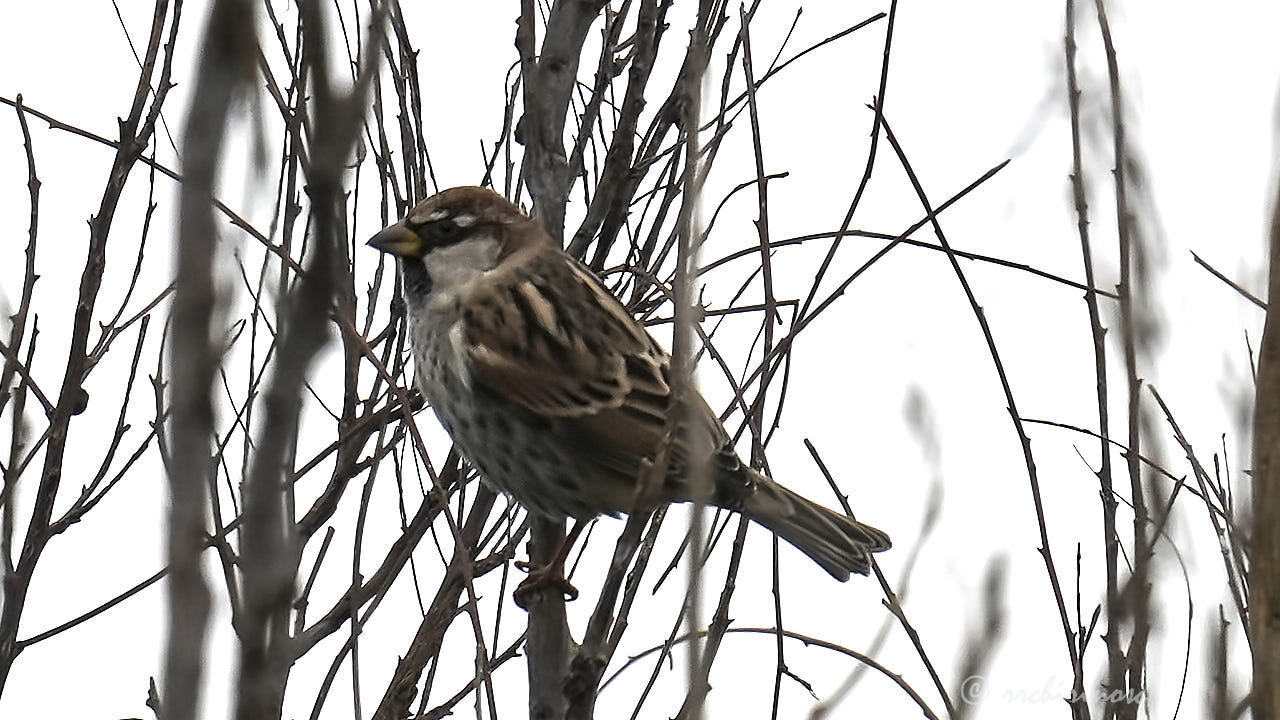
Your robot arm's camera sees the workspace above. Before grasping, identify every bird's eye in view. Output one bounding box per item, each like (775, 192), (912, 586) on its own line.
(429, 217), (462, 244)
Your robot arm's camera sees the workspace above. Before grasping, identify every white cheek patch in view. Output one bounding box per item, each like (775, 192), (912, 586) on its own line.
(422, 236), (499, 282)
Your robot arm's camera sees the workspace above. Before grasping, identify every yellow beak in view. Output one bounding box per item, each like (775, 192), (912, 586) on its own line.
(367, 222), (422, 257)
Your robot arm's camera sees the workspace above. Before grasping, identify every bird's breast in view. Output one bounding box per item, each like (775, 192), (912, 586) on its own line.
(407, 298), (472, 400)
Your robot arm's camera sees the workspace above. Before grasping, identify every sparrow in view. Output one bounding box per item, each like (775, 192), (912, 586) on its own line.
(368, 186), (890, 606)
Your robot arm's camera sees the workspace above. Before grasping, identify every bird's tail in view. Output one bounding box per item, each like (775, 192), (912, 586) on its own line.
(742, 474), (891, 581)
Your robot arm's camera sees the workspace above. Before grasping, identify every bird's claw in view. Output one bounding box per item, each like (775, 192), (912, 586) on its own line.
(513, 560), (579, 610)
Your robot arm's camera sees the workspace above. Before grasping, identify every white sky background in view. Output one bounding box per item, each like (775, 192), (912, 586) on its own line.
(0, 1), (1276, 718)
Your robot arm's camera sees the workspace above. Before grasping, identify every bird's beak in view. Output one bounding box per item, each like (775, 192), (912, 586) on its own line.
(367, 221), (422, 257)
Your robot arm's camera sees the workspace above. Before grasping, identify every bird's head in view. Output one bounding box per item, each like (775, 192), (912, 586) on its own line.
(368, 186), (539, 298)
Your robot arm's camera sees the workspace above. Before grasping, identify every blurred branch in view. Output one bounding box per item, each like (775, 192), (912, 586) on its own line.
(670, 4), (713, 720)
(1250, 128), (1280, 720)
(168, 0), (244, 718)
(949, 559), (1007, 720)
(234, 0), (386, 715)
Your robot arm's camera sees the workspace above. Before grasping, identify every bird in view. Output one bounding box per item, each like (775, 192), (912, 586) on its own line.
(368, 186), (890, 607)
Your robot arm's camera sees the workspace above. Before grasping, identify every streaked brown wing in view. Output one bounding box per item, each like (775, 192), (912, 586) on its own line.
(463, 246), (668, 418)
(462, 247), (730, 497)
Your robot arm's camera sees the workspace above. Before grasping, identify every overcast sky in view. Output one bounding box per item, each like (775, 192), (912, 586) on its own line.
(0, 1), (1277, 718)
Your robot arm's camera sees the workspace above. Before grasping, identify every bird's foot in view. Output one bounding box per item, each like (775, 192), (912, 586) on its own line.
(513, 560), (579, 610)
